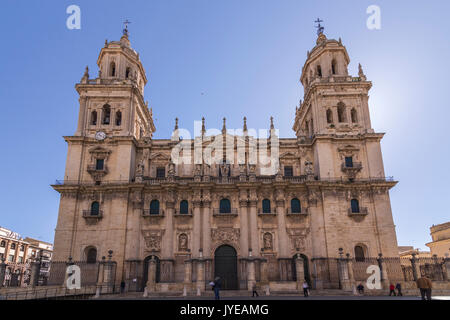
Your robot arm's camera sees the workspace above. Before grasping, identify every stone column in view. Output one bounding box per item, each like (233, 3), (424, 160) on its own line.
(76, 96), (87, 135)
(184, 260), (192, 284)
(239, 198), (249, 257)
(248, 194), (259, 255)
(0, 257), (6, 287)
(202, 201), (212, 258)
(143, 256), (157, 297)
(347, 254), (356, 293)
(196, 256), (205, 295)
(275, 190), (289, 257)
(247, 257), (256, 291)
(260, 258), (270, 295)
(337, 257), (352, 291)
(95, 257), (105, 298)
(378, 254), (389, 289)
(295, 254), (305, 290)
(163, 201), (175, 260)
(192, 200), (202, 257)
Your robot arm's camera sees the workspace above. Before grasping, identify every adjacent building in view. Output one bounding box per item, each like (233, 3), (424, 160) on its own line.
(426, 222), (450, 257)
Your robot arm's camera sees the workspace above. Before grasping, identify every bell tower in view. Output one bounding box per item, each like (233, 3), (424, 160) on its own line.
(293, 25), (385, 180)
(75, 25), (155, 140)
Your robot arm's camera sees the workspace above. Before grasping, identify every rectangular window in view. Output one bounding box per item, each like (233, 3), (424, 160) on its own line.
(18, 256), (23, 263)
(156, 167), (165, 178)
(284, 166), (293, 177)
(345, 157), (353, 168)
(96, 159), (104, 170)
(8, 255), (14, 262)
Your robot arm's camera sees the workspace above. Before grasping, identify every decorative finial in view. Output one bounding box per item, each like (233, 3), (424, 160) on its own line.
(123, 19), (131, 36)
(222, 117), (226, 135)
(358, 63), (366, 80)
(201, 117), (206, 136)
(174, 117), (179, 130)
(243, 116), (247, 132)
(338, 37), (342, 45)
(314, 18), (324, 36)
(81, 66), (89, 82)
(270, 116), (274, 130)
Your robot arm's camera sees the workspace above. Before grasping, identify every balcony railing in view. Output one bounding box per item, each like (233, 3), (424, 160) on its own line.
(87, 165), (108, 173)
(348, 207), (368, 216)
(341, 162), (362, 170)
(82, 210), (103, 219)
(212, 208), (238, 215)
(142, 209), (165, 217)
(286, 207), (309, 215)
(174, 209), (193, 216)
(258, 211), (277, 216)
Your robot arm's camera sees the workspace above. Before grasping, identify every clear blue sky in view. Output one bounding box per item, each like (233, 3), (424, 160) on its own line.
(0, 1), (448, 251)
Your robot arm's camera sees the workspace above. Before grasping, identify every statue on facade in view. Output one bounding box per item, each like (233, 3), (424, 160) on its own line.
(263, 233), (273, 250)
(304, 160), (314, 175)
(178, 233), (188, 251)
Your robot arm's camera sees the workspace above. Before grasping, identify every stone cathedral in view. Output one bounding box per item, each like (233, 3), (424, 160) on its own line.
(52, 28), (399, 293)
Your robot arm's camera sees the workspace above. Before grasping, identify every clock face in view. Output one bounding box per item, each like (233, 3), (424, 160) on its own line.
(95, 131), (106, 141)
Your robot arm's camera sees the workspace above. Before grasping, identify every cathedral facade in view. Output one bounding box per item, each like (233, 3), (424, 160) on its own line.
(52, 29), (399, 292)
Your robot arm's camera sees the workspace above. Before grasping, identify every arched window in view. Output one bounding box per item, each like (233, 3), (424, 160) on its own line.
(219, 198), (231, 214)
(10, 243), (16, 250)
(316, 65), (322, 77)
(331, 59), (337, 75)
(85, 247), (97, 264)
(115, 111), (122, 126)
(326, 109), (333, 124)
(179, 200), (189, 214)
(351, 199), (360, 213)
(262, 199), (271, 214)
(0, 241), (5, 247)
(90, 201), (100, 215)
(291, 198), (301, 213)
(90, 111), (97, 125)
(102, 105), (111, 125)
(354, 245), (365, 262)
(125, 67), (131, 79)
(110, 62), (116, 77)
(150, 200), (160, 215)
(351, 108), (358, 123)
(337, 102), (346, 123)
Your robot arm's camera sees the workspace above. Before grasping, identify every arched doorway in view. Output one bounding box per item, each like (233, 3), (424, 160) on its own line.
(214, 245), (238, 290)
(292, 254), (311, 285)
(142, 255), (160, 291)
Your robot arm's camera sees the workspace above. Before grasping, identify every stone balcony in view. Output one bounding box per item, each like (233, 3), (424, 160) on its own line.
(348, 207), (368, 216)
(142, 209), (165, 217)
(82, 210), (103, 223)
(212, 208), (238, 216)
(286, 207), (309, 215)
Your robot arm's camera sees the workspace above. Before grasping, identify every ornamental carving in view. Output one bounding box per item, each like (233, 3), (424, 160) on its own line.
(287, 228), (310, 251)
(211, 228), (240, 248)
(142, 230), (163, 252)
(263, 232), (273, 250)
(178, 233), (189, 252)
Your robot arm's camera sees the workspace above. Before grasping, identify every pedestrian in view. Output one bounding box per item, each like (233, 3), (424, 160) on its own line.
(251, 282), (259, 297)
(213, 276), (221, 300)
(395, 283), (402, 296)
(120, 281), (125, 294)
(357, 283), (364, 295)
(416, 275), (432, 300)
(389, 283), (396, 296)
(302, 279), (309, 297)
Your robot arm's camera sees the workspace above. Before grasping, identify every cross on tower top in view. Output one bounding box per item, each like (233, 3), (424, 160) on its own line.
(123, 19), (131, 36)
(314, 18), (324, 36)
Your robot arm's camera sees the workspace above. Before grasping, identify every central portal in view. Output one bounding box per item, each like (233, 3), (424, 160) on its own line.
(214, 245), (238, 290)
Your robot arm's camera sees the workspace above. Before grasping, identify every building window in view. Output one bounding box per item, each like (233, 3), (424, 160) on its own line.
(115, 111), (122, 126)
(8, 255), (14, 262)
(85, 247), (97, 264)
(291, 198), (301, 213)
(337, 103), (346, 123)
(156, 167), (165, 178)
(18, 256), (23, 263)
(10, 243), (16, 250)
(91, 111), (97, 125)
(284, 166), (293, 177)
(331, 60), (337, 75)
(326, 109), (333, 124)
(102, 105), (111, 125)
(20, 245), (24, 252)
(351, 108), (358, 123)
(262, 199), (271, 213)
(150, 200), (160, 215)
(125, 67), (131, 79)
(179, 200), (189, 214)
(354, 245), (365, 261)
(351, 199), (360, 213)
(345, 157), (353, 168)
(0, 241), (5, 247)
(219, 199), (231, 214)
(316, 65), (322, 77)
(96, 159), (104, 170)
(110, 62), (116, 77)
(90, 201), (100, 215)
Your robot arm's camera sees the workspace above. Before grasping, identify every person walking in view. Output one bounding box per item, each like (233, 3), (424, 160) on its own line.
(213, 277), (221, 300)
(416, 275), (432, 300)
(251, 282), (259, 297)
(395, 283), (402, 296)
(389, 283), (396, 296)
(357, 283), (364, 295)
(302, 279), (309, 297)
(120, 281), (126, 294)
